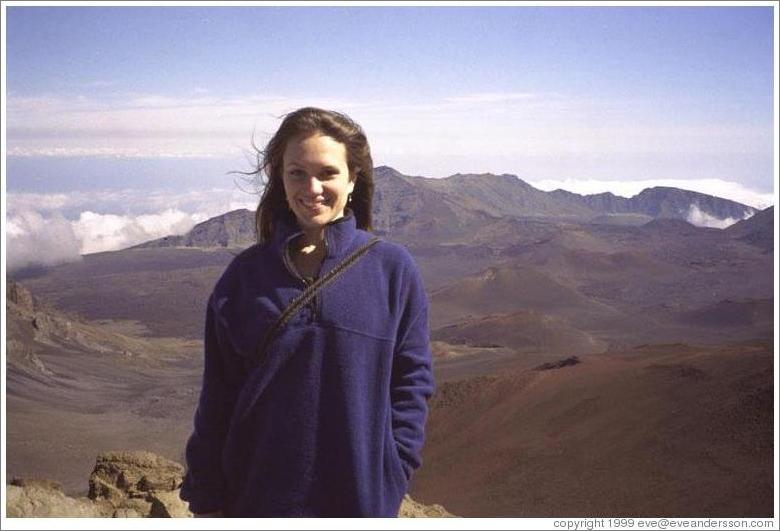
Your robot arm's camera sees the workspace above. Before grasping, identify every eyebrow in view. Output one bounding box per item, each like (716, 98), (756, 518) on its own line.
(286, 162), (340, 173)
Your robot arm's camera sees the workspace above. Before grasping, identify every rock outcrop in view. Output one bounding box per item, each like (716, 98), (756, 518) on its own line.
(6, 484), (103, 518)
(88, 451), (184, 501)
(6, 450), (453, 518)
(398, 494), (454, 517)
(8, 451), (190, 518)
(6, 279), (185, 373)
(86, 451), (189, 518)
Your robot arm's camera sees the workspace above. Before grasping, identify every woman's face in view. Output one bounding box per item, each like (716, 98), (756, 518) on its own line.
(282, 133), (355, 238)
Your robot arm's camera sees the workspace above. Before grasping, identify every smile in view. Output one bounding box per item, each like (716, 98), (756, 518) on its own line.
(299, 198), (328, 211)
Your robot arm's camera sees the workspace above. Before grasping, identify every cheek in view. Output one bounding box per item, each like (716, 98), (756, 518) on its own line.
(281, 180), (296, 201)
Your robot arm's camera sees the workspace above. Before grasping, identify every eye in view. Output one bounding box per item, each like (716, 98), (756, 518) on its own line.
(287, 168), (305, 179)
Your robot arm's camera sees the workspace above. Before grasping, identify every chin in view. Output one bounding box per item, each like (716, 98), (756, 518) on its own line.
(295, 214), (331, 230)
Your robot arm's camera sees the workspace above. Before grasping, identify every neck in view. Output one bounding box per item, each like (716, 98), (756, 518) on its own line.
(299, 228), (325, 247)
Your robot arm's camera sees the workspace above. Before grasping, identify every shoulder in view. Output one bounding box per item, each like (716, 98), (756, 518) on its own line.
(363, 234), (418, 272)
(232, 241), (268, 265)
(212, 242), (270, 296)
(357, 229), (411, 263)
(366, 236), (426, 297)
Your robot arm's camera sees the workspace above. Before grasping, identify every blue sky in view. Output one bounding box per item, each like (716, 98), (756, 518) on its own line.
(6, 6), (774, 186)
(3, 4), (777, 264)
(7, 7), (774, 108)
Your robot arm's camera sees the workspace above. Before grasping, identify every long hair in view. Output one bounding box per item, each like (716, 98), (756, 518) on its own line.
(247, 107), (374, 243)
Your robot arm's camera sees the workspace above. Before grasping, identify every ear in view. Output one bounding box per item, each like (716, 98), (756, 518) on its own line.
(347, 169), (357, 194)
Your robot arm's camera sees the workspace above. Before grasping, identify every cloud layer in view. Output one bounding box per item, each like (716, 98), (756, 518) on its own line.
(6, 91), (774, 189)
(71, 209), (201, 255)
(6, 210), (83, 272)
(5, 188), (259, 272)
(6, 174), (768, 274)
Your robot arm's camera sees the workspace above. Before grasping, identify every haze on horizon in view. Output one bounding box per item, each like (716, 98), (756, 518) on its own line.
(3, 4), (777, 266)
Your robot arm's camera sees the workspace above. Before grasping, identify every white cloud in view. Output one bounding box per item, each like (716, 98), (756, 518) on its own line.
(685, 204), (747, 229)
(6, 210), (83, 271)
(528, 177), (774, 210)
(4, 90), (773, 204)
(71, 209), (199, 254)
(7, 91), (771, 162)
(7, 188), (259, 220)
(5, 207), (205, 271)
(5, 188), (260, 271)
(4, 93), (364, 159)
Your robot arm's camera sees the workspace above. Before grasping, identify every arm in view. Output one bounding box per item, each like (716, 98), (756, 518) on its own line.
(180, 295), (242, 514)
(390, 261), (435, 481)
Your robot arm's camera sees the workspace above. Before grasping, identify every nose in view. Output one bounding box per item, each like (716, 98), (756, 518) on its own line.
(304, 175), (324, 195)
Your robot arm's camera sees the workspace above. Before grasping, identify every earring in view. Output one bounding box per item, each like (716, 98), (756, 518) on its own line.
(347, 193), (353, 205)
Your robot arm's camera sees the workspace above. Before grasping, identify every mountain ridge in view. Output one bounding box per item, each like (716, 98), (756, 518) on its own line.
(136, 166), (759, 250)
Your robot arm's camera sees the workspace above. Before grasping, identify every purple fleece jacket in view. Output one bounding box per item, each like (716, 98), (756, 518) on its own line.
(180, 212), (434, 517)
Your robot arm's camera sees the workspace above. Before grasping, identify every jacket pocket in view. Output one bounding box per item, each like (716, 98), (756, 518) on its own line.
(385, 419), (409, 499)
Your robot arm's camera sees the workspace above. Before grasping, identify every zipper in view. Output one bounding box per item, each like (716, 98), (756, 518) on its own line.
(283, 235), (327, 322)
(314, 236), (329, 320)
(283, 244), (314, 323)
(283, 243), (308, 288)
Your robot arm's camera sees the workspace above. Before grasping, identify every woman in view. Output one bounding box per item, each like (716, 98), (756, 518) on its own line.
(180, 107), (435, 517)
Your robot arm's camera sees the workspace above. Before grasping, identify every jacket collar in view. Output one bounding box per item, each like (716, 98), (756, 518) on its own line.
(270, 210), (358, 260)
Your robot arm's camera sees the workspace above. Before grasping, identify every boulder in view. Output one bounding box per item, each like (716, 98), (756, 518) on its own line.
(399, 494), (455, 517)
(112, 507), (145, 518)
(6, 485), (104, 517)
(148, 489), (192, 518)
(88, 450), (184, 501)
(10, 477), (63, 492)
(112, 497), (153, 517)
(7, 451), (452, 518)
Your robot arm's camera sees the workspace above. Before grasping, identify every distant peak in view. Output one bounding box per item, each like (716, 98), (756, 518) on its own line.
(589, 191), (618, 199)
(445, 172), (532, 187)
(636, 186), (707, 198)
(373, 165), (403, 177)
(633, 186), (680, 198)
(194, 208), (253, 226)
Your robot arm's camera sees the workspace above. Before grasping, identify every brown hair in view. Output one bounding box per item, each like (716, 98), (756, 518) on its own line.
(248, 107), (374, 243)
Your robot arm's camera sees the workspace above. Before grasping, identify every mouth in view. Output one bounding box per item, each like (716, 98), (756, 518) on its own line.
(298, 197), (328, 213)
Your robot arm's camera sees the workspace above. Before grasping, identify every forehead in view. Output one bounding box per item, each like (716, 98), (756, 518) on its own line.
(283, 134), (348, 167)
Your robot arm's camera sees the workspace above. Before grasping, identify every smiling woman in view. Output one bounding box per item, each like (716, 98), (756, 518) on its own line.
(282, 134), (355, 240)
(251, 107), (375, 243)
(180, 107), (434, 517)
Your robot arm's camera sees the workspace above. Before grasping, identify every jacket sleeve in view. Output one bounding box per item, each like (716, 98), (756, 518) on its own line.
(180, 294), (242, 514)
(390, 258), (435, 481)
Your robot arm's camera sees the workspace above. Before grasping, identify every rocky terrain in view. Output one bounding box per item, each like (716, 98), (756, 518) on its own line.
(413, 341), (773, 517)
(5, 168), (774, 517)
(725, 205), (775, 252)
(13, 173), (773, 352)
(5, 280), (202, 494)
(6, 451), (452, 518)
